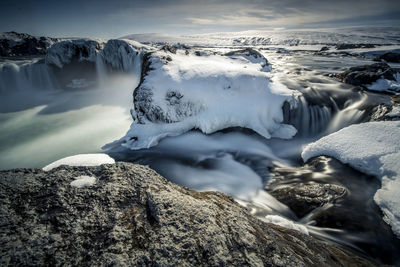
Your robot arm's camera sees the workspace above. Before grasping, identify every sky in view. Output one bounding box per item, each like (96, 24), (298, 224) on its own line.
(0, 0), (399, 39)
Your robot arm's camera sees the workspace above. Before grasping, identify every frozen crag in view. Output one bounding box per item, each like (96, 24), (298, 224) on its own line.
(0, 31), (59, 57)
(105, 48), (298, 150)
(45, 39), (104, 68)
(302, 121), (400, 237)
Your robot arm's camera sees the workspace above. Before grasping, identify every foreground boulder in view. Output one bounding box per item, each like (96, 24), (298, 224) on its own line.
(0, 163), (374, 266)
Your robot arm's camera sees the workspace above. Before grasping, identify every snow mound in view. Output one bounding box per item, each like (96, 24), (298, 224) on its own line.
(302, 121), (400, 237)
(70, 175), (97, 188)
(264, 215), (309, 235)
(43, 153), (115, 171)
(105, 49), (297, 150)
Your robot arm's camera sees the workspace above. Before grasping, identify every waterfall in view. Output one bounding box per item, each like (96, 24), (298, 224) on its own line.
(0, 60), (57, 94)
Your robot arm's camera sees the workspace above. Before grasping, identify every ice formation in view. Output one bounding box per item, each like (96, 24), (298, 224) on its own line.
(366, 73), (400, 93)
(302, 121), (400, 237)
(105, 49), (298, 150)
(43, 153), (115, 171)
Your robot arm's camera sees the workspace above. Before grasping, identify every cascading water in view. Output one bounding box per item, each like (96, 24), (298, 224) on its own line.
(0, 42), (398, 264)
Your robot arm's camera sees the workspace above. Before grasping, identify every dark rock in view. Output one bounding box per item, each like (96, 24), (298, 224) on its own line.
(335, 43), (375, 50)
(336, 62), (397, 87)
(267, 156), (400, 265)
(0, 31), (58, 57)
(374, 52), (400, 63)
(160, 44), (177, 54)
(0, 163), (375, 266)
(319, 46), (329, 52)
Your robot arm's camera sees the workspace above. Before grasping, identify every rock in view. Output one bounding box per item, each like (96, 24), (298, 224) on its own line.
(335, 43), (375, 50)
(336, 62), (398, 87)
(267, 156), (400, 265)
(0, 163), (375, 266)
(0, 31), (58, 57)
(319, 46), (329, 52)
(374, 52), (400, 63)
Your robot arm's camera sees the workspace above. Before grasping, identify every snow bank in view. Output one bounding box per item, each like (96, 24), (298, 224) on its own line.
(70, 175), (97, 188)
(366, 73), (400, 93)
(264, 215), (309, 235)
(43, 153), (115, 171)
(105, 49), (298, 150)
(302, 121), (400, 237)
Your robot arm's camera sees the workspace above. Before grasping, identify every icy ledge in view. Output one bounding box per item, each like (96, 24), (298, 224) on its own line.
(104, 49), (298, 150)
(302, 121), (400, 237)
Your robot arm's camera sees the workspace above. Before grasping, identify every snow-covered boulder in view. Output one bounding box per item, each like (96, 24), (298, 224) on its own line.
(104, 48), (298, 150)
(302, 121), (400, 237)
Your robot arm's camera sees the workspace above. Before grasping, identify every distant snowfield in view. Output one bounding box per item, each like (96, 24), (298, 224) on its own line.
(121, 27), (400, 47)
(302, 121), (400, 237)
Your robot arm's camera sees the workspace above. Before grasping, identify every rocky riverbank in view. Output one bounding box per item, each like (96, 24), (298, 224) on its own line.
(0, 163), (375, 266)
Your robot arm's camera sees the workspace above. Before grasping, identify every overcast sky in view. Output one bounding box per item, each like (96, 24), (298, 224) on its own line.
(0, 0), (399, 38)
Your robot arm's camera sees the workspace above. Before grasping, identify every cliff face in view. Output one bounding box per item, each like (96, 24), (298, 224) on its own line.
(0, 163), (374, 266)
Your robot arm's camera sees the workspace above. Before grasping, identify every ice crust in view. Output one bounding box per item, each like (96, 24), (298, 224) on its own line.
(106, 50), (298, 150)
(302, 121), (400, 237)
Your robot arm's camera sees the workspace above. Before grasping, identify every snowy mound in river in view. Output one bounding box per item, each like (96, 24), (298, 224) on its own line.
(104, 48), (298, 150)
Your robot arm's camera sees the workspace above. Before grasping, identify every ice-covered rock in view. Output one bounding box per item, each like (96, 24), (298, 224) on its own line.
(336, 63), (400, 93)
(45, 39), (104, 68)
(0, 31), (58, 57)
(105, 48), (298, 150)
(302, 121), (400, 238)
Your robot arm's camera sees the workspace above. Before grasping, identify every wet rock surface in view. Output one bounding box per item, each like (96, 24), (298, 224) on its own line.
(0, 31), (58, 57)
(0, 163), (375, 266)
(267, 156), (400, 265)
(374, 52), (400, 63)
(336, 63), (398, 87)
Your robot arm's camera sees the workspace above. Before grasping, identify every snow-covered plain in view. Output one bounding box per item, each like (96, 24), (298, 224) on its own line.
(302, 121), (400, 237)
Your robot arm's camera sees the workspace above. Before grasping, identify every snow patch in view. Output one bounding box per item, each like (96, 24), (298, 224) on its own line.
(366, 73), (400, 93)
(43, 153), (115, 171)
(70, 175), (96, 188)
(302, 121), (400, 237)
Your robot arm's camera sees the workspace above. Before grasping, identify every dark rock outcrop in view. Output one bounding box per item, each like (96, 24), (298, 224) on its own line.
(0, 163), (375, 266)
(374, 52), (400, 63)
(0, 31), (58, 57)
(335, 43), (375, 50)
(336, 62), (398, 87)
